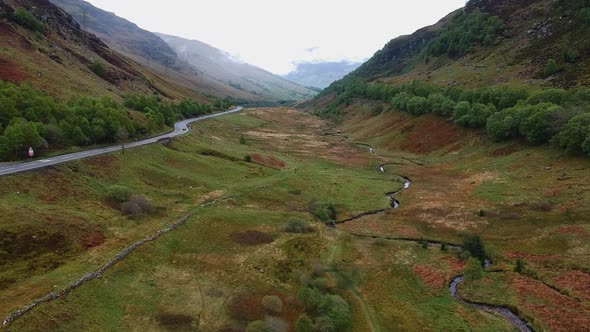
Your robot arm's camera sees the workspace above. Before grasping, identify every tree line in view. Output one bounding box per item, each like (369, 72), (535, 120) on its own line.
(0, 81), (231, 160)
(316, 78), (590, 156)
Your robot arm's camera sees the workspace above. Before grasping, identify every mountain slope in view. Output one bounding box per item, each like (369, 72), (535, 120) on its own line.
(306, 0), (590, 158)
(283, 61), (362, 89)
(48, 0), (271, 101)
(348, 0), (590, 87)
(0, 0), (178, 98)
(157, 33), (317, 101)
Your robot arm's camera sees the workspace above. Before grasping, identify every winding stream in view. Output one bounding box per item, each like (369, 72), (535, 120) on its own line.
(327, 133), (534, 332)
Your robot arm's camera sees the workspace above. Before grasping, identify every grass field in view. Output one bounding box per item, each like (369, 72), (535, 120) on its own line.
(1, 107), (589, 331)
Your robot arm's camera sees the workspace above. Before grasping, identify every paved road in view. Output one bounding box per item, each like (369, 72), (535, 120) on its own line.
(0, 106), (243, 177)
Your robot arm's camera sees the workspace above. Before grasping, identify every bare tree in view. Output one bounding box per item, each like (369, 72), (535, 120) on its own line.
(115, 127), (129, 154)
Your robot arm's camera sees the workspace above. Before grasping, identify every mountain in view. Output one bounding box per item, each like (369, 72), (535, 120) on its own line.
(157, 33), (317, 101)
(50, 0), (316, 102)
(282, 61), (362, 89)
(0, 0), (205, 100)
(347, 0), (590, 87)
(48, 0), (276, 101)
(307, 0), (590, 158)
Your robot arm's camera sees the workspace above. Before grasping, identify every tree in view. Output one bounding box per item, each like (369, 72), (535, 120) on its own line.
(520, 104), (561, 144)
(464, 257), (484, 281)
(558, 113), (590, 154)
(317, 295), (352, 331)
(462, 234), (486, 265)
(543, 59), (559, 78)
(296, 314), (313, 332)
(4, 118), (45, 158)
(115, 127), (129, 154)
(297, 287), (323, 310)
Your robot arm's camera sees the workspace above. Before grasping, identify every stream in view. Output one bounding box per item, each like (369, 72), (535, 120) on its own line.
(328, 133), (534, 332)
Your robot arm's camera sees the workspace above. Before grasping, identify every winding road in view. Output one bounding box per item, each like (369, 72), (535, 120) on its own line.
(0, 107), (243, 177)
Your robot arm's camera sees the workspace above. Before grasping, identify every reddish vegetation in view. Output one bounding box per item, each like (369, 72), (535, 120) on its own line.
(490, 145), (519, 157)
(250, 154), (286, 170)
(505, 252), (562, 261)
(413, 265), (446, 289)
(399, 115), (463, 154)
(0, 57), (29, 83)
(511, 275), (590, 331)
(557, 226), (588, 237)
(79, 231), (106, 249)
(230, 230), (274, 246)
(227, 292), (303, 327)
(553, 271), (590, 301)
(442, 256), (466, 274)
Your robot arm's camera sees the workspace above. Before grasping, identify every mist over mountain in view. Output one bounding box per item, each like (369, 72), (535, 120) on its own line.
(283, 61), (362, 89)
(50, 0), (315, 101)
(157, 33), (316, 102)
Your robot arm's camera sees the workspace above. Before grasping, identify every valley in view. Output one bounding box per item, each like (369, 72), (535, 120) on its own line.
(1, 107), (588, 331)
(0, 0), (589, 330)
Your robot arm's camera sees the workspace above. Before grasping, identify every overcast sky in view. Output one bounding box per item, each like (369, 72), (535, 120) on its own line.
(85, 0), (466, 75)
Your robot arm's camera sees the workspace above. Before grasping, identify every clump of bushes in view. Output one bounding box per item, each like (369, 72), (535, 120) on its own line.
(106, 185), (155, 218)
(462, 233), (487, 266)
(89, 61), (105, 78)
(284, 218), (314, 233)
(310, 202), (337, 223)
(106, 185), (133, 203)
(12, 8), (44, 32)
(261, 295), (283, 314)
(121, 195), (155, 218)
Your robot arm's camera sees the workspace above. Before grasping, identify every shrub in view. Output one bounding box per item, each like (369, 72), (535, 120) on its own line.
(312, 202), (337, 223)
(261, 295), (283, 314)
(514, 258), (526, 273)
(314, 316), (335, 332)
(245, 155), (252, 162)
(120, 195), (155, 218)
(564, 48), (579, 63)
(296, 314), (313, 332)
(89, 61), (105, 78)
(239, 135), (247, 144)
(12, 8), (44, 32)
(543, 59), (560, 78)
(246, 320), (267, 332)
(284, 218), (314, 233)
(317, 295), (352, 331)
(107, 185), (132, 203)
(464, 257), (484, 281)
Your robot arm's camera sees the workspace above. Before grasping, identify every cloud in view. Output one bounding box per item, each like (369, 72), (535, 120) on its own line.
(86, 0), (466, 75)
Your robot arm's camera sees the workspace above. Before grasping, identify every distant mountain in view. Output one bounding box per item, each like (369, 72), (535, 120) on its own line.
(50, 0), (315, 101)
(157, 33), (317, 101)
(283, 61), (362, 89)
